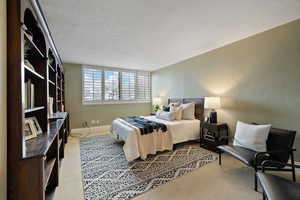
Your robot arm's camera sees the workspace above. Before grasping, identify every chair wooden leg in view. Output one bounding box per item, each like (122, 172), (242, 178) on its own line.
(263, 192), (266, 200)
(254, 167), (258, 191)
(219, 151), (222, 165)
(292, 169), (296, 182)
(291, 152), (296, 182)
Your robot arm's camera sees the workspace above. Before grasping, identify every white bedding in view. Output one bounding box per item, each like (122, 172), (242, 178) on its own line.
(144, 116), (200, 144)
(111, 116), (200, 161)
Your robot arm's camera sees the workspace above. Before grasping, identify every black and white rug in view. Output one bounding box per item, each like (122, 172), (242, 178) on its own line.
(80, 134), (217, 200)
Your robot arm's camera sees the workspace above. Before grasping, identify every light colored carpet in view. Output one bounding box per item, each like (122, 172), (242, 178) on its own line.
(54, 133), (300, 200)
(80, 134), (217, 200)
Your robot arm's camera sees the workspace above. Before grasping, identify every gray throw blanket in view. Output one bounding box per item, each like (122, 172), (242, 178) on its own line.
(121, 116), (167, 135)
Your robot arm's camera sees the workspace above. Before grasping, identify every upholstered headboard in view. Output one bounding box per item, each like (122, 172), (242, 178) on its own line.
(168, 98), (205, 121)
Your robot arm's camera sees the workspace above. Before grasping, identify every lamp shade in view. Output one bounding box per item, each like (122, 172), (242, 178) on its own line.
(153, 97), (162, 105)
(204, 97), (221, 109)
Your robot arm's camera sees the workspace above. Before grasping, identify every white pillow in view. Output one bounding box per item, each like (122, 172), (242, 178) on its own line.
(169, 103), (180, 111)
(169, 103), (182, 120)
(180, 102), (195, 120)
(233, 121), (271, 152)
(156, 111), (176, 121)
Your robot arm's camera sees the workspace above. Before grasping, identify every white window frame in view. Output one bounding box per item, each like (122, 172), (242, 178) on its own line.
(82, 66), (151, 105)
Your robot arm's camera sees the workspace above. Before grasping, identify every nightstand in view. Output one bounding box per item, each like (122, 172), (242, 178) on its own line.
(200, 122), (229, 152)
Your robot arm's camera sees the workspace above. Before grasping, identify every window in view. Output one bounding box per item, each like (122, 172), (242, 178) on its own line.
(121, 71), (135, 100)
(82, 68), (102, 103)
(136, 71), (151, 101)
(104, 71), (119, 101)
(82, 66), (151, 104)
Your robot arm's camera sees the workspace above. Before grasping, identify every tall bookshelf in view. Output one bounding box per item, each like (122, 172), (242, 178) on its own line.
(7, 0), (69, 199)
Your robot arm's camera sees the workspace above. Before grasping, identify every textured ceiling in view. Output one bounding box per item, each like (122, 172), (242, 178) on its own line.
(39, 0), (300, 71)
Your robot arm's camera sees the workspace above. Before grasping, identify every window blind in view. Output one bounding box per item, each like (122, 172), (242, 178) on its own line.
(82, 68), (102, 103)
(136, 71), (151, 102)
(82, 66), (151, 104)
(121, 71), (135, 100)
(104, 71), (119, 101)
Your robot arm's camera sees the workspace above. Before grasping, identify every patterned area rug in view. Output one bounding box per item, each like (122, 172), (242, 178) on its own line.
(80, 134), (217, 200)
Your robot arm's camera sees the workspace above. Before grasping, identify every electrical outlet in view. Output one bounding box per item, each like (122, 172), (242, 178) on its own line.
(91, 120), (96, 125)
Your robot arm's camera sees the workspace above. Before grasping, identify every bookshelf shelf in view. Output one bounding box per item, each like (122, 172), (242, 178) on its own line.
(49, 80), (55, 86)
(23, 119), (65, 159)
(24, 65), (45, 80)
(22, 29), (45, 58)
(48, 112), (68, 120)
(48, 64), (55, 72)
(25, 106), (45, 114)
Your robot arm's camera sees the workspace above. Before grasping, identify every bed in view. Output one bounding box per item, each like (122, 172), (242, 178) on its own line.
(111, 98), (205, 161)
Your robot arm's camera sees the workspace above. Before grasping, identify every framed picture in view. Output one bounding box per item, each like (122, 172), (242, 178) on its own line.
(30, 117), (43, 135)
(24, 119), (37, 140)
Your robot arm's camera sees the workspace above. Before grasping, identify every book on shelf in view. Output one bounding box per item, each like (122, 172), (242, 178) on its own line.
(24, 60), (35, 71)
(49, 97), (54, 115)
(31, 83), (34, 108)
(21, 24), (33, 41)
(25, 79), (35, 109)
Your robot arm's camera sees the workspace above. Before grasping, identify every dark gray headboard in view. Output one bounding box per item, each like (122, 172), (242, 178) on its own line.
(168, 98), (205, 121)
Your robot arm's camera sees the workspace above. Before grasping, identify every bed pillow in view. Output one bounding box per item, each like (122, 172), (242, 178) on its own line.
(169, 103), (180, 111)
(169, 103), (182, 120)
(155, 111), (176, 121)
(180, 102), (195, 120)
(233, 121), (271, 152)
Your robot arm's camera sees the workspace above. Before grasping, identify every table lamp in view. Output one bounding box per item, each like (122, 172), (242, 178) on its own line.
(204, 97), (221, 123)
(152, 97), (162, 112)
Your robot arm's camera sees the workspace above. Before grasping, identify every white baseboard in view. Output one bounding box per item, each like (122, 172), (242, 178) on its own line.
(295, 162), (300, 172)
(71, 125), (111, 136)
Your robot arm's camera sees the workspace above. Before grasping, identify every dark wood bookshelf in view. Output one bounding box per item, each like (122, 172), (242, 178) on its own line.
(7, 0), (70, 199)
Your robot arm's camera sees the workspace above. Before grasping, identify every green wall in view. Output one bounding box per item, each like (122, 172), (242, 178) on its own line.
(0, 0), (6, 198)
(152, 19), (300, 160)
(64, 63), (152, 129)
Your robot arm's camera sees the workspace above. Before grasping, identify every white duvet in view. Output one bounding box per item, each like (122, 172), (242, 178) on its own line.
(111, 116), (200, 161)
